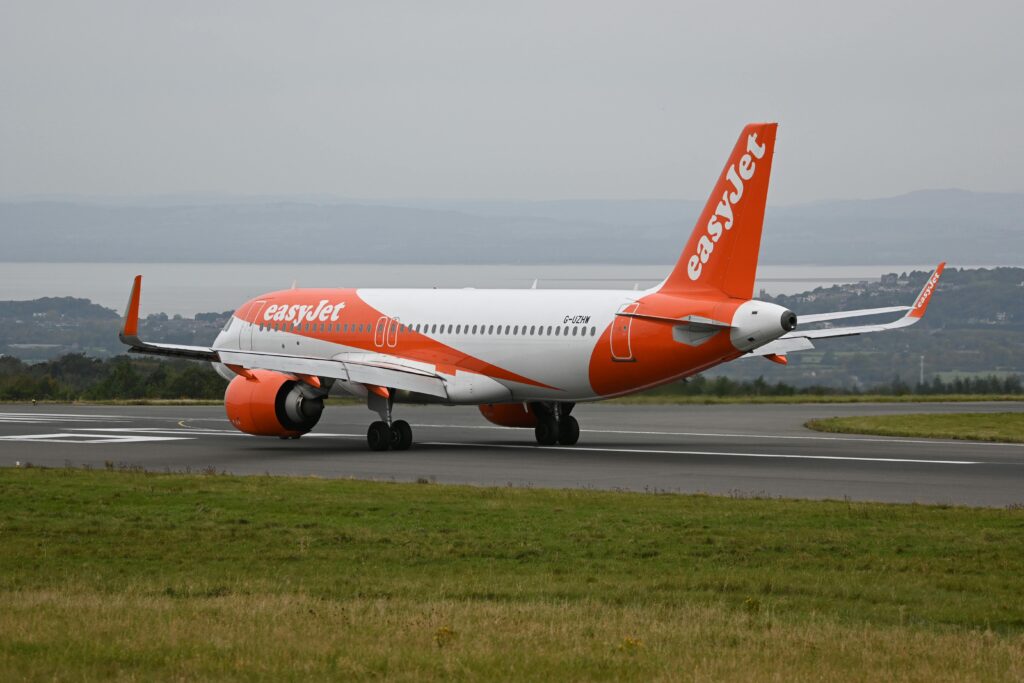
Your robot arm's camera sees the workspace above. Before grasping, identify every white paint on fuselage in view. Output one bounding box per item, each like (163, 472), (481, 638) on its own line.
(214, 288), (640, 402)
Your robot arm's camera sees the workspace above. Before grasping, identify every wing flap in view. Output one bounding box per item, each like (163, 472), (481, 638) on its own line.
(219, 350), (449, 399)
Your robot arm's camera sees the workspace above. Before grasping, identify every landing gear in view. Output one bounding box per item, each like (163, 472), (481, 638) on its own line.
(367, 421), (391, 451)
(531, 402), (579, 446)
(365, 388), (414, 451)
(558, 416), (580, 446)
(534, 418), (558, 446)
(390, 419), (413, 451)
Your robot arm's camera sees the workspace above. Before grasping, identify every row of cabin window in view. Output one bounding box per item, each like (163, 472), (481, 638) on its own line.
(406, 323), (599, 338)
(257, 321), (599, 338)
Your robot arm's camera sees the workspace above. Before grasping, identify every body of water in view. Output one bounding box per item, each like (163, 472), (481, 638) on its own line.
(0, 262), (966, 316)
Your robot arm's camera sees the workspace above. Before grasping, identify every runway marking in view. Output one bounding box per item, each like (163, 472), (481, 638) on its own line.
(419, 441), (981, 465)
(0, 412), (132, 424)
(0, 432), (191, 444)
(405, 423), (1024, 448)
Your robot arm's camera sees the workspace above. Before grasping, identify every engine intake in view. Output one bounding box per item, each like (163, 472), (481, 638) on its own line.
(225, 369), (324, 437)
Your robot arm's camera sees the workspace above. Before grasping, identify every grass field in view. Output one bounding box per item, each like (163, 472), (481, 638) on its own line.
(1, 469), (1023, 680)
(8, 393), (1024, 407)
(807, 412), (1024, 444)
(607, 393), (1024, 405)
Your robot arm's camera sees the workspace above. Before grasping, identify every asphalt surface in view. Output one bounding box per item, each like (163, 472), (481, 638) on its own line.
(1, 401), (1023, 507)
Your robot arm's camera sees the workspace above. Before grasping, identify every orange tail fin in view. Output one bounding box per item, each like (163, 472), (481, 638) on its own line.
(661, 122), (778, 299)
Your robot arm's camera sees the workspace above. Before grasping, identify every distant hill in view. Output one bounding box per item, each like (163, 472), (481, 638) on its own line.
(0, 189), (1020, 265)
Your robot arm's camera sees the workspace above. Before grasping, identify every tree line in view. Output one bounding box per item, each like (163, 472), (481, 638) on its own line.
(0, 353), (1020, 402)
(0, 354), (226, 401)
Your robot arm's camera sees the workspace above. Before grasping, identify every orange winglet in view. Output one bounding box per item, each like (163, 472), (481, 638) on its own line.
(367, 385), (390, 399)
(764, 353), (788, 365)
(907, 262), (945, 319)
(120, 275), (143, 339)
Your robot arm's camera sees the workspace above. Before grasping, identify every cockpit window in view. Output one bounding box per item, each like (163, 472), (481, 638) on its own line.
(221, 317), (234, 332)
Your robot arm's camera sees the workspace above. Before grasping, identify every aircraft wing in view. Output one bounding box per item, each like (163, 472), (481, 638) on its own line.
(119, 276), (219, 361)
(217, 350), (449, 399)
(118, 275), (449, 399)
(746, 262), (944, 358)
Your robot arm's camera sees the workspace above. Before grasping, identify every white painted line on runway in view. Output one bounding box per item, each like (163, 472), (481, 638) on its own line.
(405, 423), (1023, 448)
(73, 427), (244, 436)
(419, 441), (981, 465)
(0, 433), (191, 444)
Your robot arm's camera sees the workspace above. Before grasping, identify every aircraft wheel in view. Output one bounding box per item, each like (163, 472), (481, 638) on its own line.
(367, 421), (392, 451)
(390, 420), (413, 451)
(558, 416), (580, 446)
(535, 418), (558, 446)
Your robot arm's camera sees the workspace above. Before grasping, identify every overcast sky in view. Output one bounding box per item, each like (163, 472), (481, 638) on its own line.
(1, 1), (1021, 204)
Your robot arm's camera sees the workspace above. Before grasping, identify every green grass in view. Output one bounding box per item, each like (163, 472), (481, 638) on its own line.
(1, 469), (1023, 680)
(6, 394), (1023, 407)
(807, 412), (1024, 444)
(608, 393), (1024, 405)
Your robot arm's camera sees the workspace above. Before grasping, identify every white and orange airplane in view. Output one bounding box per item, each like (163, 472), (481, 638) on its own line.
(120, 123), (943, 450)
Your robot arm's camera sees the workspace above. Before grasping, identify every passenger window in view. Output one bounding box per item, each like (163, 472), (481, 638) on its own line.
(513, 325), (518, 335)
(563, 326), (569, 336)
(530, 325), (535, 335)
(504, 325), (510, 335)
(554, 326), (560, 336)
(591, 326), (597, 336)
(572, 327), (577, 336)
(472, 324), (477, 334)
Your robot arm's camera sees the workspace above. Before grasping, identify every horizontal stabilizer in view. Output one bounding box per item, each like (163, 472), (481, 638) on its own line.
(616, 311), (733, 328)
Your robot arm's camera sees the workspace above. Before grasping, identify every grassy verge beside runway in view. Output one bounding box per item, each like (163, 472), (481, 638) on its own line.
(1, 470), (1023, 680)
(806, 412), (1024, 444)
(609, 393), (1024, 405)
(7, 393), (1024, 407)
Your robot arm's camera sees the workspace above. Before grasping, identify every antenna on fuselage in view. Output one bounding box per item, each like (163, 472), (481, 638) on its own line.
(291, 279), (298, 289)
(531, 279), (538, 289)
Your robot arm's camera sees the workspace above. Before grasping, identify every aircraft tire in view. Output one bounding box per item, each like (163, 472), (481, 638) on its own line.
(367, 421), (392, 451)
(390, 420), (413, 450)
(558, 416), (580, 446)
(535, 418), (558, 446)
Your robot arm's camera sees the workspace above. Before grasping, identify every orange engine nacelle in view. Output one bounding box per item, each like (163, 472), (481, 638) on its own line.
(224, 369), (324, 437)
(479, 402), (538, 428)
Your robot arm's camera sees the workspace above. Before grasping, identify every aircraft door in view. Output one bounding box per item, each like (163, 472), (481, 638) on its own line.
(387, 318), (400, 348)
(374, 316), (388, 348)
(610, 303), (638, 361)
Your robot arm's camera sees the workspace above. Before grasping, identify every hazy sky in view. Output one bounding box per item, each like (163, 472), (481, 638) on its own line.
(2, 1), (1021, 203)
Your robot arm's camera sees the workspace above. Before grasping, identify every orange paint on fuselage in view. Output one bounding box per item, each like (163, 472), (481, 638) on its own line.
(235, 288), (560, 391)
(588, 291), (745, 397)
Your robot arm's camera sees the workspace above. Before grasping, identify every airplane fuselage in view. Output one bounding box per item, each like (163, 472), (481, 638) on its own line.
(213, 287), (793, 404)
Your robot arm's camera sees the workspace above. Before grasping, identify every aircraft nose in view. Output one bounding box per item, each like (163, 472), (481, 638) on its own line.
(781, 310), (797, 332)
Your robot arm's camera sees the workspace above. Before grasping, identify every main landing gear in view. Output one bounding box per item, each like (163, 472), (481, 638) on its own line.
(531, 402), (579, 446)
(367, 419), (412, 452)
(366, 388), (413, 451)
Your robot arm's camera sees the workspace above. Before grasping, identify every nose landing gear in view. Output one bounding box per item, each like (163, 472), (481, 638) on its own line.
(531, 402), (579, 446)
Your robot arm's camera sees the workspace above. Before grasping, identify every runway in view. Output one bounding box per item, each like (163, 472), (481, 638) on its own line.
(1, 401), (1023, 507)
